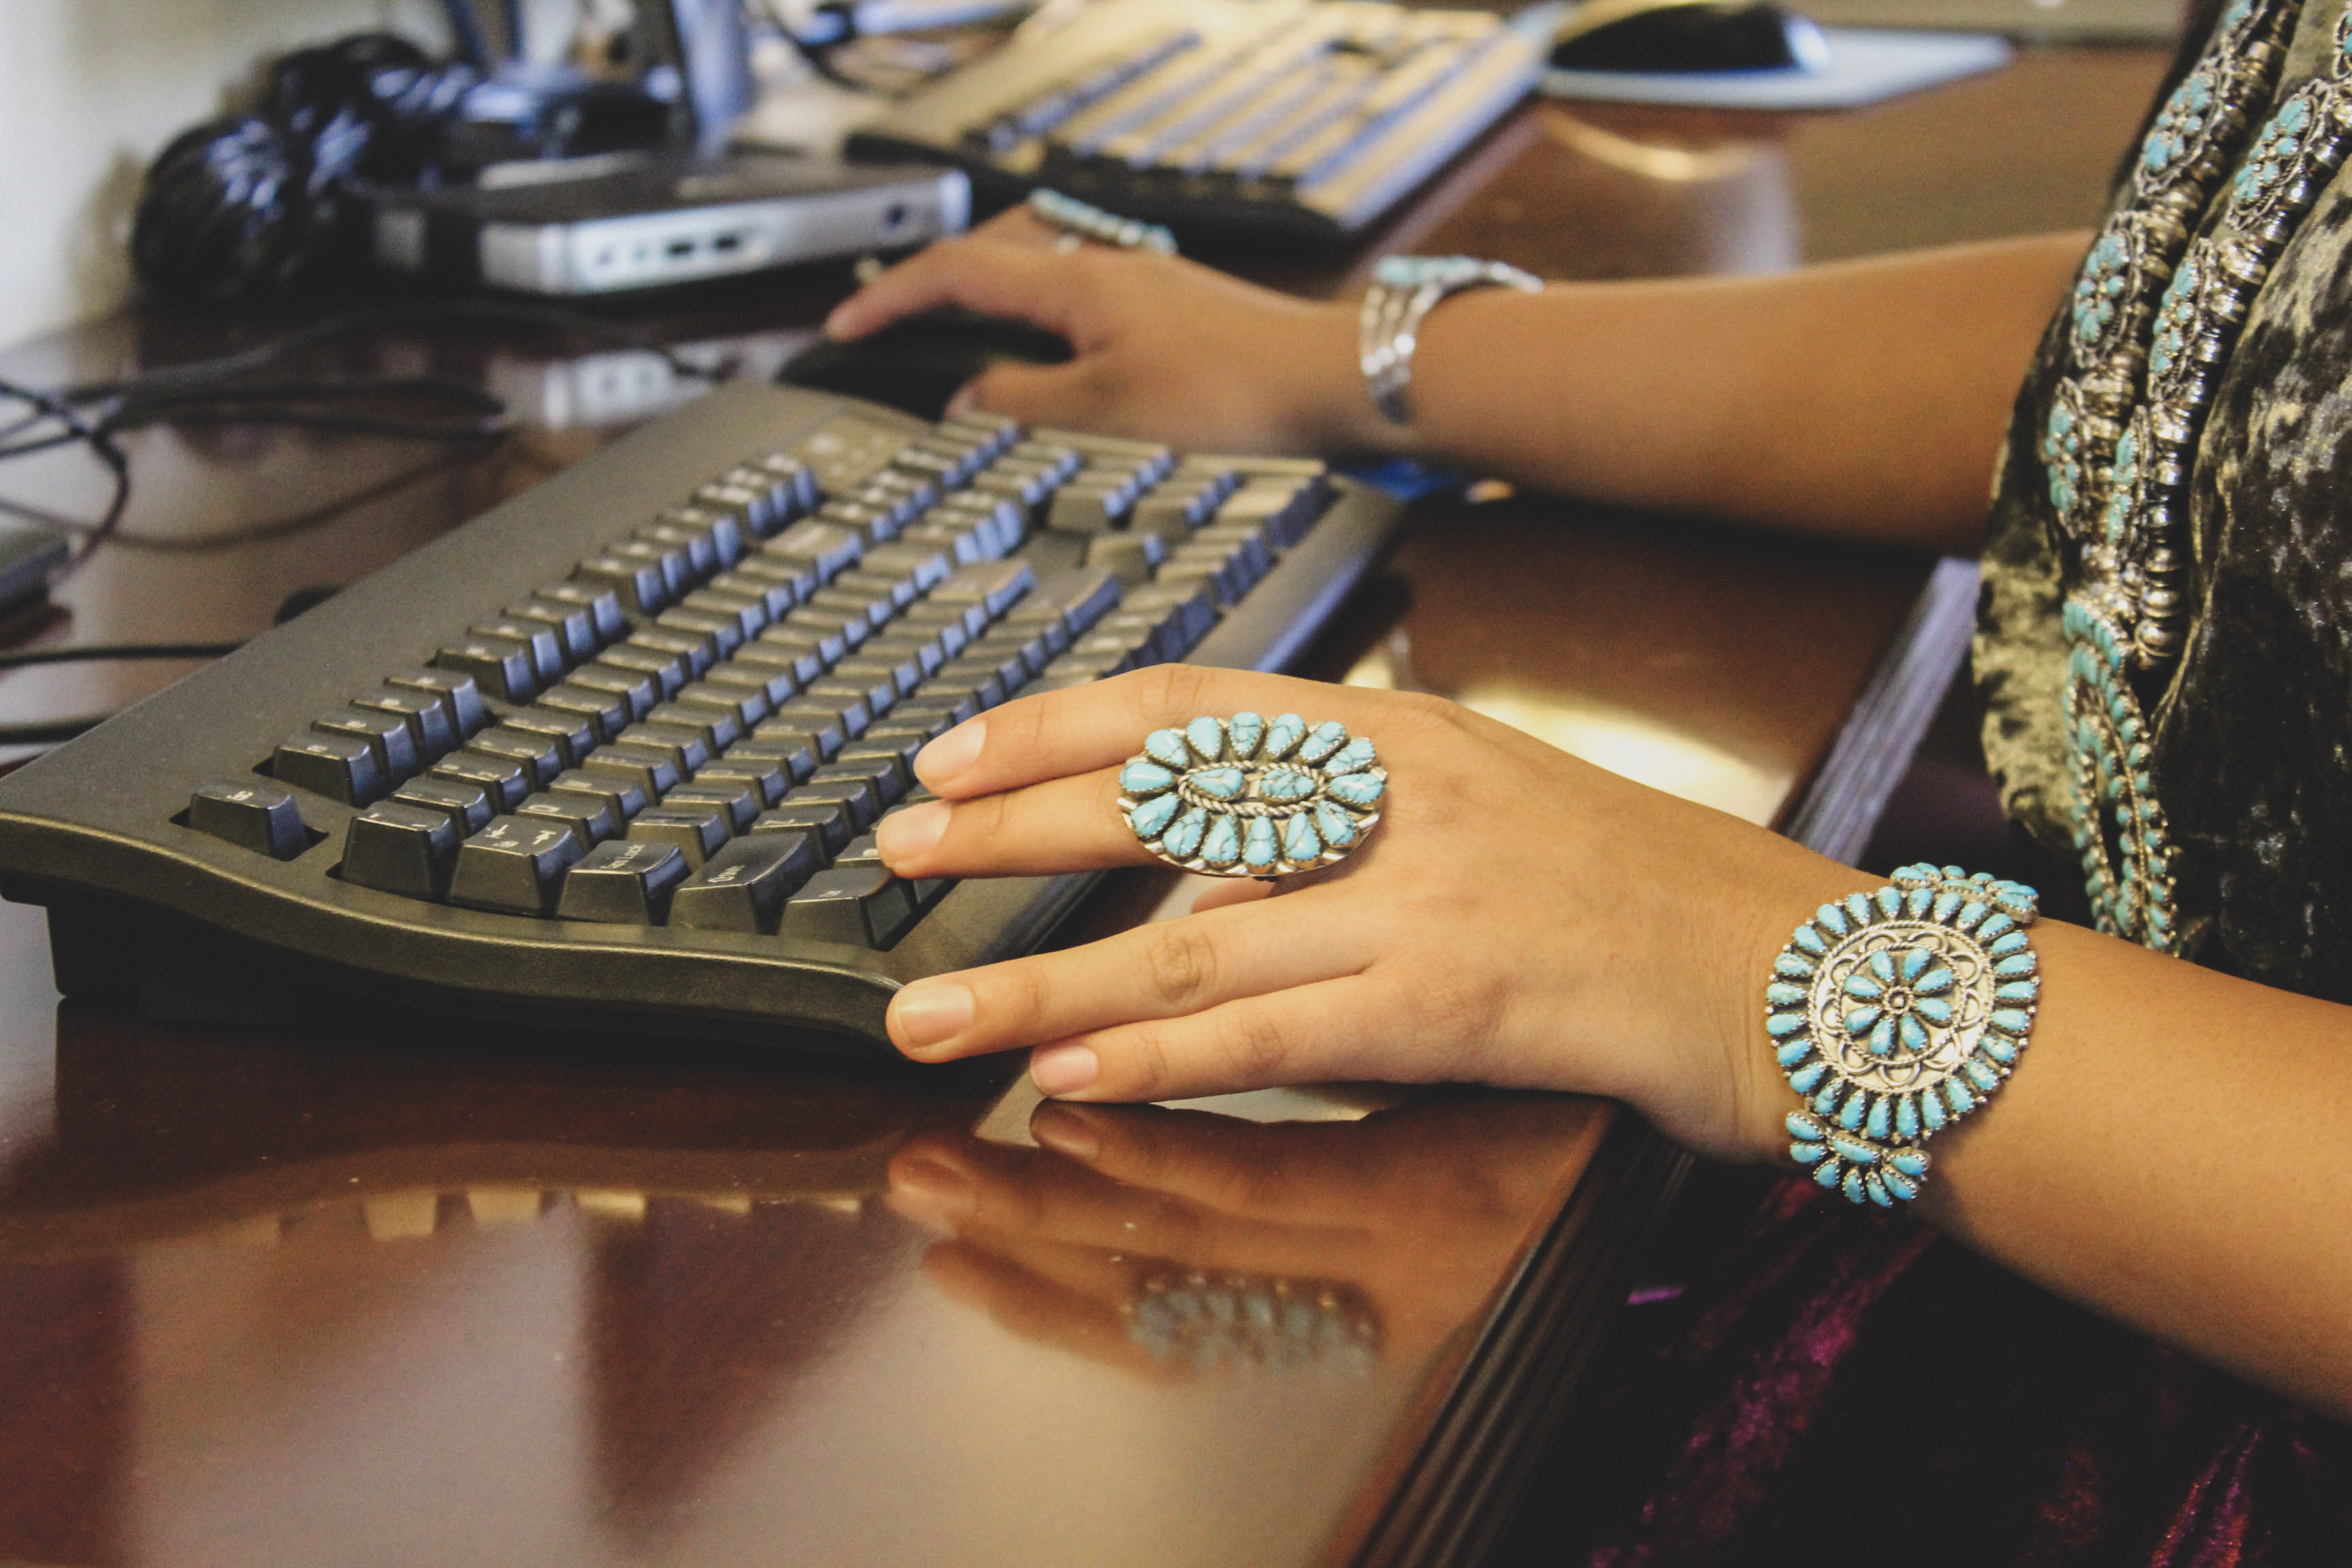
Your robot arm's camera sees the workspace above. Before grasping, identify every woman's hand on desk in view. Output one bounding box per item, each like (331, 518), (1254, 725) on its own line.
(822, 208), (1383, 456)
(876, 666), (1867, 1164)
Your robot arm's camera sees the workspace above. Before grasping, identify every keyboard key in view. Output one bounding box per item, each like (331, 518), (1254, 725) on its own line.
(1014, 566), (1123, 636)
(1123, 579), (1220, 651)
(608, 536), (693, 596)
(517, 790), (619, 847)
(775, 693), (868, 745)
(274, 730), (386, 805)
(781, 865), (918, 947)
(765, 519), (865, 581)
(672, 680), (770, 730)
(1046, 480), (1134, 534)
(468, 726), (565, 789)
(532, 582), (629, 643)
(189, 780), (308, 859)
(350, 687), (458, 762)
(860, 633), (948, 683)
(834, 653), (922, 703)
(861, 542), (953, 591)
(751, 623), (842, 677)
(502, 599), (599, 662)
(673, 495), (755, 556)
(731, 553), (820, 606)
(705, 569), (796, 619)
(700, 660), (797, 708)
(470, 619), (567, 684)
(501, 708), (597, 770)
(532, 685), (632, 745)
(934, 558), (1037, 617)
(545, 769), (647, 823)
(806, 676), (890, 725)
(615, 721), (712, 777)
(728, 733), (821, 785)
(835, 567), (923, 612)
(692, 757), (789, 808)
(574, 553), (669, 617)
(1218, 474), (1328, 546)
(753, 798), (855, 854)
(448, 816), (585, 915)
(311, 706), (421, 783)
(635, 521), (718, 579)
(796, 772), (883, 830)
(666, 781), (759, 834)
(680, 587), (769, 640)
(433, 636), (538, 704)
(593, 646), (687, 701)
(1085, 530), (1168, 585)
(644, 701), (742, 752)
(431, 753), (531, 813)
(627, 806), (731, 868)
(632, 625), (721, 675)
(655, 606), (744, 657)
(342, 802), (461, 898)
(390, 779), (494, 836)
(576, 744), (682, 802)
(382, 668), (489, 739)
(668, 828), (824, 933)
(830, 744), (914, 798)
(556, 838), (689, 924)
(562, 665), (660, 725)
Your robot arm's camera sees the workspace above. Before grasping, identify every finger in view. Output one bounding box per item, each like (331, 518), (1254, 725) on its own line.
(908, 665), (1404, 798)
(1026, 973), (1433, 1104)
(947, 357), (1102, 428)
(821, 237), (1082, 342)
(1188, 877), (1272, 915)
(1031, 1102), (1392, 1226)
(886, 887), (1371, 1059)
(877, 768), (1149, 877)
(970, 205), (1076, 248)
(920, 1242), (1179, 1378)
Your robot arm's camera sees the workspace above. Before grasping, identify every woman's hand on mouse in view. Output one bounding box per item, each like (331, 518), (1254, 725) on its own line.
(822, 208), (1386, 455)
(875, 666), (1873, 1165)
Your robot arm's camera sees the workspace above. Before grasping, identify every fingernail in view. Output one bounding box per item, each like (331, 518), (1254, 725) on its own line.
(1030, 1103), (1100, 1159)
(890, 1154), (975, 1219)
(945, 383), (979, 418)
(821, 304), (853, 338)
(891, 981), (974, 1050)
(1031, 1044), (1099, 1097)
(877, 800), (949, 866)
(915, 719), (986, 789)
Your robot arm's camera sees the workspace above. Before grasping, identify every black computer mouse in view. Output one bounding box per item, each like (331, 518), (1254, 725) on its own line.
(1549, 0), (1830, 74)
(778, 307), (1073, 421)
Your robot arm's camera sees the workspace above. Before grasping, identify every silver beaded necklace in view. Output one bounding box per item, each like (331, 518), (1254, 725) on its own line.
(2037, 0), (2352, 953)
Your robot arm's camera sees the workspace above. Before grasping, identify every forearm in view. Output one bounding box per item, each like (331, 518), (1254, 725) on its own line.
(1318, 232), (2087, 551)
(1724, 881), (2352, 1420)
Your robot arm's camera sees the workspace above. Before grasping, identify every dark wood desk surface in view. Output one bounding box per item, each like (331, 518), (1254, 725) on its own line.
(0, 49), (2164, 1568)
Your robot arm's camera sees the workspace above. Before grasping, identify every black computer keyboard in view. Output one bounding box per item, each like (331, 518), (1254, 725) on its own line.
(843, 0), (1546, 243)
(0, 383), (1402, 1051)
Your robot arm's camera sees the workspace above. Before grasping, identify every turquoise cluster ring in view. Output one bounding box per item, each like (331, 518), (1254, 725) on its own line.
(1117, 714), (1385, 877)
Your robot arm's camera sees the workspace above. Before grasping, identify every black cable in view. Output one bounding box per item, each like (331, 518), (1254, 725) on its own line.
(0, 641), (246, 669)
(0, 715), (119, 746)
(0, 378), (131, 582)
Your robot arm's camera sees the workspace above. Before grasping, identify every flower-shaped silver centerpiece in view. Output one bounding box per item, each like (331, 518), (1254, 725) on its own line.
(1117, 713), (1386, 877)
(1765, 865), (2041, 1207)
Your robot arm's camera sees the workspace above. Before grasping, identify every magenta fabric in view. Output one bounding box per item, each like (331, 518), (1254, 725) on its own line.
(1534, 1176), (2352, 1567)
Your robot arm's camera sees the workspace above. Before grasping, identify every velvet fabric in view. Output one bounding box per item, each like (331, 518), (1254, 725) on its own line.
(1533, 1178), (2352, 1566)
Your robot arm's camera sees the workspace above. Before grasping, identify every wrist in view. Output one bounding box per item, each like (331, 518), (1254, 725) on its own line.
(1288, 300), (1414, 459)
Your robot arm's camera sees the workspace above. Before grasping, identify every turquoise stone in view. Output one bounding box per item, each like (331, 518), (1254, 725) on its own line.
(1865, 1175), (1892, 1208)
(1313, 800), (1356, 847)
(1768, 1012), (1810, 1038)
(1842, 1169), (1867, 1205)
(1128, 792), (1181, 839)
(1282, 812), (1321, 863)
(1813, 1083), (1844, 1115)
(1914, 965), (1954, 995)
(1990, 1008), (2034, 1034)
(1995, 953), (2038, 977)
(1774, 953), (1816, 979)
(1875, 887), (1901, 918)
(1889, 1149), (1929, 1177)
(1914, 997), (1954, 1025)
(1776, 1039), (1814, 1068)
(1844, 973), (1882, 1000)
(1867, 951), (1897, 983)
(1844, 1005), (1882, 1036)
(1200, 813), (1241, 866)
(1932, 892), (1962, 924)
(1814, 1162), (1844, 1190)
(1190, 766), (1245, 800)
(1943, 1079), (1976, 1114)
(1989, 931), (2029, 958)
(1899, 1016), (1927, 1054)
(1162, 806), (1208, 860)
(1995, 981), (2039, 1002)
(1965, 1058), (2000, 1092)
(1795, 926), (1827, 956)
(1120, 760), (1176, 796)
(1791, 1141), (1830, 1164)
(1978, 913), (2016, 941)
(1264, 713), (1306, 759)
(1298, 721), (1348, 764)
(1788, 1061), (1828, 1093)
(1957, 900), (1989, 931)
(1882, 1170), (1918, 1202)
(1243, 815), (1279, 869)
(1838, 1092), (1867, 1131)
(1326, 736), (1377, 774)
(1983, 1035), (2018, 1064)
(1829, 1134), (1880, 1165)
(1869, 1018), (1897, 1057)
(1844, 893), (1872, 928)
(1865, 1096), (1890, 1139)
(1326, 771), (1384, 807)
(1895, 1096), (1921, 1139)
(1816, 903), (1848, 936)
(1144, 729), (1190, 769)
(1766, 982), (1807, 1006)
(1185, 715), (1226, 762)
(1899, 948), (1930, 981)
(1260, 768), (1316, 802)
(1921, 1091), (1947, 1131)
(1786, 1113), (1821, 1141)
(1228, 712), (1264, 760)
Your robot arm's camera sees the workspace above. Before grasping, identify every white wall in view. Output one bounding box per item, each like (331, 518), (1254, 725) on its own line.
(0, 0), (448, 352)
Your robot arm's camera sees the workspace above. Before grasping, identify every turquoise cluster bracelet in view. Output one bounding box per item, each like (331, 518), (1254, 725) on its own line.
(1765, 864), (2042, 1207)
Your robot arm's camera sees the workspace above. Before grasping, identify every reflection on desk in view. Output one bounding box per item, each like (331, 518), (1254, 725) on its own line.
(0, 1006), (1613, 1568)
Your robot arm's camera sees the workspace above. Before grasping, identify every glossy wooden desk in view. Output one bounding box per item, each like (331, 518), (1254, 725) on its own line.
(0, 49), (2165, 1568)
